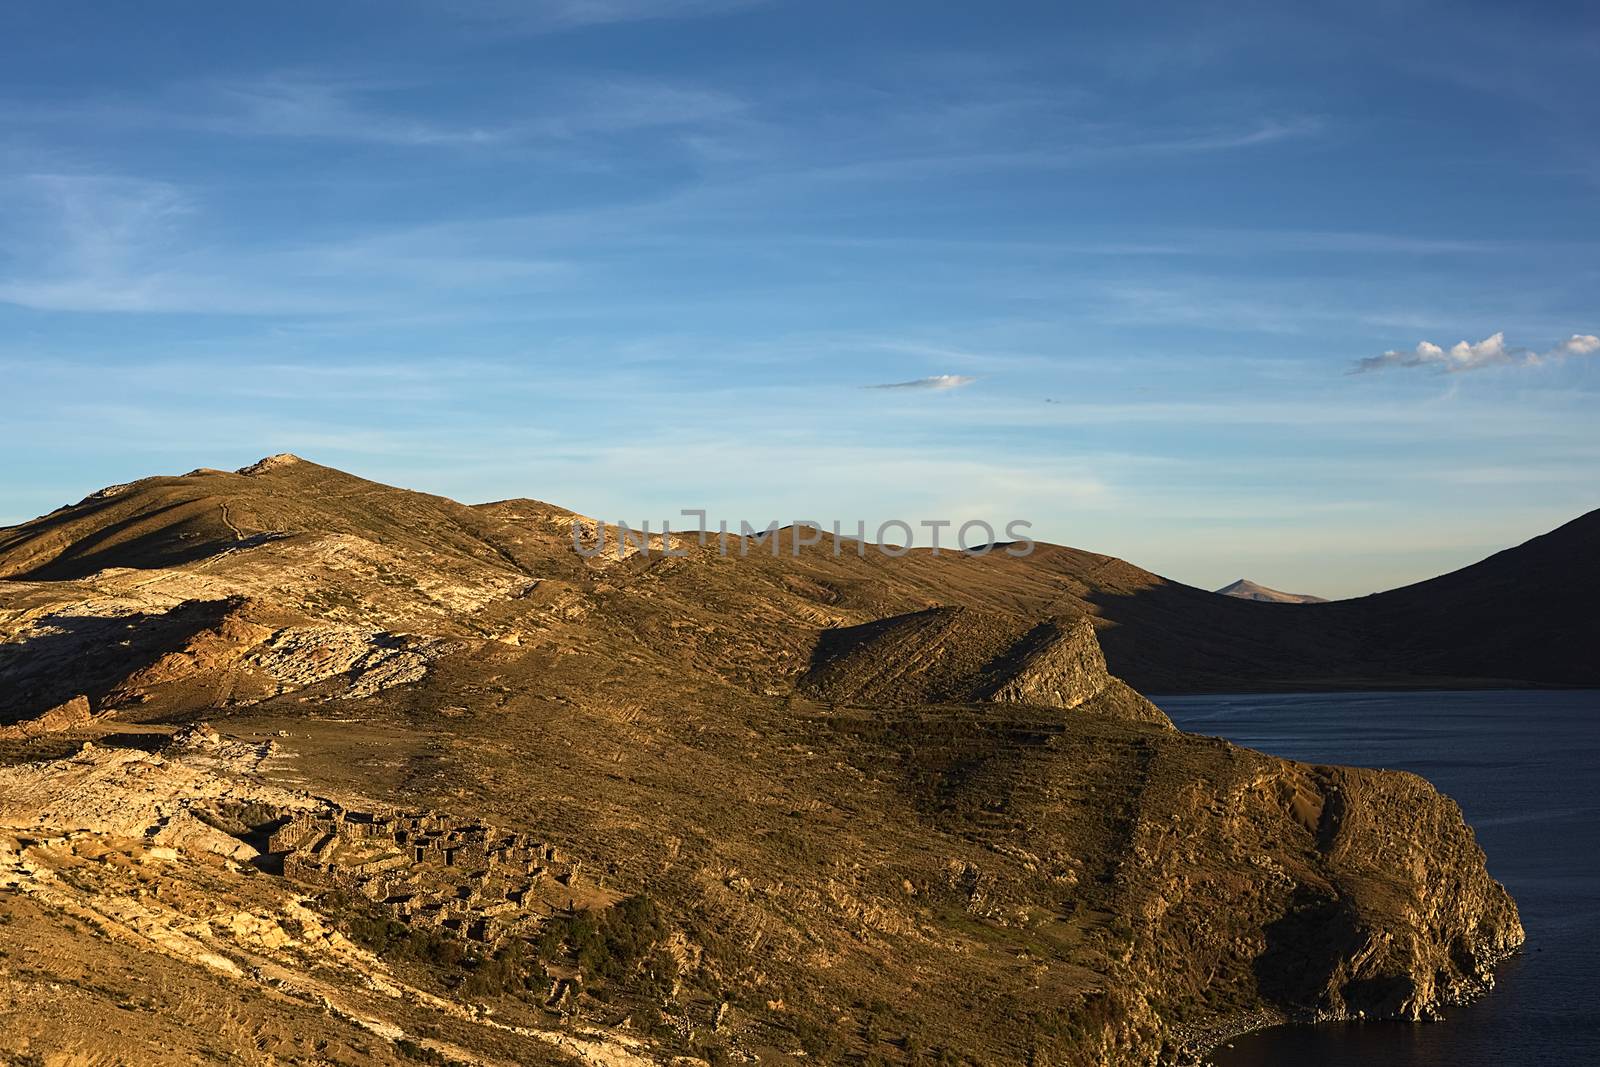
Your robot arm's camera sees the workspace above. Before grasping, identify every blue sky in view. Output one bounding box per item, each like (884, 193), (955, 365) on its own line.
(1, 0), (1596, 598)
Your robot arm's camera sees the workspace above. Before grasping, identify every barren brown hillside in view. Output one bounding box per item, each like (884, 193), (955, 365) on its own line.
(3, 454), (1593, 693)
(0, 456), (1530, 1065)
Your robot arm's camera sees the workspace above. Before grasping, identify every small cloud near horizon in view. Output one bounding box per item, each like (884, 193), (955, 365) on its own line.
(1352, 331), (1600, 374)
(865, 374), (978, 391)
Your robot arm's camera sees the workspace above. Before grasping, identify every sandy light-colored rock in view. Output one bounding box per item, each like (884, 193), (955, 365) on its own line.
(0, 695), (100, 739)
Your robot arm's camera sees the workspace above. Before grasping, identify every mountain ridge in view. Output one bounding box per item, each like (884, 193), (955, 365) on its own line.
(4, 454), (1590, 692)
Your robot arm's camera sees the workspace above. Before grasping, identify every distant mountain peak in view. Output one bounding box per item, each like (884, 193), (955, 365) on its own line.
(1216, 578), (1327, 604)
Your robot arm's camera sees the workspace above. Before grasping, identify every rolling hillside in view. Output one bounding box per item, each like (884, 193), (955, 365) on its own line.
(1, 455), (1593, 693)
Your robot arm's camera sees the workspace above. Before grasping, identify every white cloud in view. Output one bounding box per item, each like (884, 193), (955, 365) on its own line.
(865, 374), (978, 391)
(1352, 331), (1600, 374)
(1552, 333), (1600, 357)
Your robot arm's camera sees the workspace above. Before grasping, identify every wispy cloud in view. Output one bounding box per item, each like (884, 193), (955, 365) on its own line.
(865, 374), (978, 391)
(1352, 331), (1600, 374)
(203, 75), (509, 146)
(709, 115), (1322, 188)
(6, 71), (746, 149)
(0, 173), (204, 313)
(0, 171), (571, 314)
(437, 0), (770, 33)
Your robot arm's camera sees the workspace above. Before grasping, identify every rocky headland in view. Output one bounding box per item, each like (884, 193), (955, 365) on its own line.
(0, 456), (1525, 1065)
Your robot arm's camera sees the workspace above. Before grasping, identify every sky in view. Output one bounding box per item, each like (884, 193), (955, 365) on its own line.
(0, 1), (1596, 599)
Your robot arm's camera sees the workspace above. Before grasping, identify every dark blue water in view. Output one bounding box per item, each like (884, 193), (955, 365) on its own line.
(1159, 690), (1600, 1067)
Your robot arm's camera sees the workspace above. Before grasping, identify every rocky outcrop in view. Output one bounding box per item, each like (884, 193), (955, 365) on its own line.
(1274, 765), (1524, 1021)
(241, 625), (439, 700)
(0, 595), (440, 712)
(981, 616), (1108, 706)
(0, 695), (102, 739)
(237, 452), (305, 475)
(801, 608), (1171, 725)
(112, 599), (276, 693)
(1094, 743), (1524, 1058)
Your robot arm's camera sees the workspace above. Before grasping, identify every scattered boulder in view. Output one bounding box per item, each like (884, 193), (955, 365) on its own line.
(168, 721), (222, 749)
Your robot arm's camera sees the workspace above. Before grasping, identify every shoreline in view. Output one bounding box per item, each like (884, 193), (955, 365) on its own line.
(1149, 683), (1600, 699)
(1179, 941), (1526, 1065)
(1170, 1009), (1288, 1064)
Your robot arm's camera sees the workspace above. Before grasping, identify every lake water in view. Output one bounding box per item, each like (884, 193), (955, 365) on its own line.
(1159, 690), (1600, 1067)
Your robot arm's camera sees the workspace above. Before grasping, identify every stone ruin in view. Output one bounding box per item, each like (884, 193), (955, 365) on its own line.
(267, 806), (582, 943)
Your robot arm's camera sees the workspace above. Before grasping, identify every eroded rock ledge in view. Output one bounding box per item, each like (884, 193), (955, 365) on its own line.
(1108, 740), (1524, 1061)
(800, 607), (1172, 726)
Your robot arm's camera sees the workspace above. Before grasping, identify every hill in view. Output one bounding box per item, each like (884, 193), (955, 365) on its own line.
(1215, 579), (1327, 604)
(0, 455), (1530, 1065)
(2, 454), (1594, 696)
(4, 456), (1593, 693)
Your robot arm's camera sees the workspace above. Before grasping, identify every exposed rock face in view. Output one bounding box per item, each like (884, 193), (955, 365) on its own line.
(982, 615), (1136, 710)
(1100, 749), (1522, 1045)
(0, 594), (443, 721)
(1272, 766), (1524, 1021)
(111, 598), (276, 693)
(237, 452), (304, 475)
(0, 695), (98, 739)
(241, 624), (440, 699)
(801, 608), (1171, 725)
